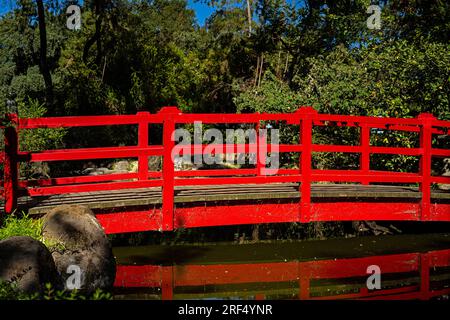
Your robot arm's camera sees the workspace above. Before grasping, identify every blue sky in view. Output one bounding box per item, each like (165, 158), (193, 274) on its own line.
(0, 1), (215, 25)
(188, 1), (215, 26)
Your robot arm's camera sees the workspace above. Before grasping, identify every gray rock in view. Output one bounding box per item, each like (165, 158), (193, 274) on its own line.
(438, 158), (450, 190)
(148, 156), (162, 171)
(174, 157), (200, 171)
(95, 167), (112, 175)
(81, 167), (96, 175)
(0, 236), (61, 294)
(42, 205), (116, 293)
(112, 160), (130, 172)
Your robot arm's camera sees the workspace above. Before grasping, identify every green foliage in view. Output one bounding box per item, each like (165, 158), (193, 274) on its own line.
(17, 99), (66, 152)
(16, 99), (66, 179)
(41, 283), (112, 300)
(0, 281), (37, 300)
(234, 70), (303, 114)
(0, 281), (112, 300)
(0, 213), (43, 242)
(0, 213), (63, 250)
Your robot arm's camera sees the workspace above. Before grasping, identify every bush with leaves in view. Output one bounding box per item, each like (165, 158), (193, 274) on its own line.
(0, 281), (112, 300)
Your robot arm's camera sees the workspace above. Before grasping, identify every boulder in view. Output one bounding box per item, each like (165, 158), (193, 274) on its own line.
(0, 236), (60, 294)
(438, 158), (450, 190)
(112, 160), (130, 172)
(42, 205), (116, 293)
(148, 156), (162, 171)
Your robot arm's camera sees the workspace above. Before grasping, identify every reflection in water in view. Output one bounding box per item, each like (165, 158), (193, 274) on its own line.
(113, 236), (450, 300)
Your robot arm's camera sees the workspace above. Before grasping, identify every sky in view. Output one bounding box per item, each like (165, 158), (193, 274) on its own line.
(188, 0), (215, 26)
(0, 1), (216, 25)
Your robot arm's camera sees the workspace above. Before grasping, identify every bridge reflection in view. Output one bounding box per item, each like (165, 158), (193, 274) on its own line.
(113, 248), (450, 300)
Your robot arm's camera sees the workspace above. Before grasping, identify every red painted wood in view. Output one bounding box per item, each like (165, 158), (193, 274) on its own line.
(360, 125), (370, 185)
(418, 113), (435, 221)
(431, 176), (450, 183)
(171, 202), (424, 230)
(256, 120), (266, 175)
(313, 145), (362, 153)
(27, 179), (162, 196)
(21, 146), (163, 162)
(369, 146), (422, 156)
(150, 168), (303, 178)
(1, 106), (449, 230)
(175, 169), (257, 177)
(174, 203), (299, 229)
(20, 172), (138, 187)
(97, 209), (162, 234)
(311, 170), (421, 183)
(160, 107), (178, 231)
(316, 114), (422, 126)
(3, 113), (18, 213)
(430, 203), (450, 221)
(138, 112), (150, 181)
(97, 201), (448, 233)
(174, 143), (292, 155)
(432, 119), (450, 128)
(34, 113), (163, 126)
(19, 114), (143, 128)
(298, 107), (317, 223)
(311, 202), (421, 221)
(174, 175), (303, 186)
(432, 149), (450, 157)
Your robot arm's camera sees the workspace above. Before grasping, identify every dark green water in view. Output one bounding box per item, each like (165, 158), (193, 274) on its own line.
(113, 233), (450, 300)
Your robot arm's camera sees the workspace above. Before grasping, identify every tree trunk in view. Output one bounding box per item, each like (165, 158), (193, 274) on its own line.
(246, 0), (252, 35)
(36, 0), (53, 106)
(83, 0), (103, 66)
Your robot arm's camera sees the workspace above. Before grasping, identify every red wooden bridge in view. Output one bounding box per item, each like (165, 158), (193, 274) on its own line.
(1, 107), (449, 233)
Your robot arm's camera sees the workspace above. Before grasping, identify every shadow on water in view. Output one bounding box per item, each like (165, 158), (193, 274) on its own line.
(112, 233), (450, 300)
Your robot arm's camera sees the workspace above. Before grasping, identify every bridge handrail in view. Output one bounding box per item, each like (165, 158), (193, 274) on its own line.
(1, 107), (449, 227)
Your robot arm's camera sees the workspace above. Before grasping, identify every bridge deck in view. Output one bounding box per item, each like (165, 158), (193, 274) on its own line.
(17, 183), (450, 215)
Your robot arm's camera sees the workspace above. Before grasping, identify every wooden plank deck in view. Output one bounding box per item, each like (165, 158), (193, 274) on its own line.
(13, 183), (450, 215)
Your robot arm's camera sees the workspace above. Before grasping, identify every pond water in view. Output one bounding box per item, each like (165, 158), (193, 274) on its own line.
(112, 233), (450, 300)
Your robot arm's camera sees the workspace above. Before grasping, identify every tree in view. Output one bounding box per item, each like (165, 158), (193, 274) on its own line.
(36, 0), (53, 106)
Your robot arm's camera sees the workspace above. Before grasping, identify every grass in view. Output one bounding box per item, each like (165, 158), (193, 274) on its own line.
(0, 213), (43, 242)
(0, 212), (65, 250)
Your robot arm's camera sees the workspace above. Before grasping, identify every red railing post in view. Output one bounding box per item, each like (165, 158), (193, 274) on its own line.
(418, 113), (435, 221)
(360, 124), (370, 185)
(255, 118), (266, 176)
(297, 107), (318, 223)
(159, 107), (181, 231)
(137, 112), (150, 181)
(3, 113), (19, 214)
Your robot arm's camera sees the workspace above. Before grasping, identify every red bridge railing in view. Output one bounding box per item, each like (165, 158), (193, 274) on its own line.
(1, 106), (449, 229)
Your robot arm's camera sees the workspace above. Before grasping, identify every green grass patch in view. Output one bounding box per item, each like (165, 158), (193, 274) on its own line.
(0, 213), (64, 251)
(0, 213), (43, 242)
